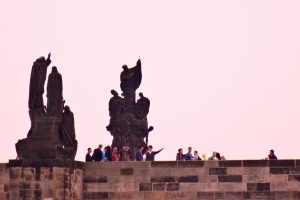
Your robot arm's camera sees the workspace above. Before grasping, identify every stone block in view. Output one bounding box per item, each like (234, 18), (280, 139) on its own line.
(242, 167), (269, 175)
(250, 191), (276, 199)
(120, 168), (133, 175)
(224, 192), (249, 199)
(180, 183), (199, 191)
(246, 174), (270, 183)
(151, 176), (176, 182)
(198, 183), (219, 191)
(153, 183), (165, 191)
(197, 191), (215, 199)
(270, 167), (290, 174)
(247, 183), (257, 191)
(139, 183), (152, 191)
(178, 176), (199, 183)
(166, 183), (179, 191)
(219, 183), (235, 191)
(198, 175), (218, 183)
(257, 183), (270, 191)
(178, 161), (205, 168)
(286, 182), (300, 191)
(83, 176), (107, 183)
(243, 160), (268, 167)
(276, 191), (300, 199)
(151, 161), (177, 168)
(290, 167), (300, 174)
(296, 160), (300, 167)
(288, 175), (300, 182)
(269, 160), (295, 167)
(219, 161), (242, 167)
(218, 175), (242, 182)
(226, 167), (242, 175)
(215, 192), (225, 199)
(270, 181), (287, 191)
(209, 168), (227, 175)
(204, 161), (219, 168)
(109, 191), (144, 200)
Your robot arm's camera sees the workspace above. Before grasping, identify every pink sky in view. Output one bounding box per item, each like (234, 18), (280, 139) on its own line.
(1, 1), (300, 162)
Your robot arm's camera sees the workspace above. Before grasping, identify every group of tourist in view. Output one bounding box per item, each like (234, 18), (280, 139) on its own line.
(176, 147), (226, 161)
(85, 144), (164, 162)
(86, 145), (278, 162)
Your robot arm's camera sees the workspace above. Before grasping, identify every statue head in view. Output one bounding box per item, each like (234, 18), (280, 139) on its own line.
(122, 65), (128, 71)
(52, 66), (58, 72)
(111, 90), (118, 97)
(64, 105), (70, 112)
(35, 56), (46, 63)
(139, 92), (144, 98)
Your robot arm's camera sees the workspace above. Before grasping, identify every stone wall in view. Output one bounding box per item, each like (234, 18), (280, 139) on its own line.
(82, 160), (300, 200)
(0, 160), (300, 199)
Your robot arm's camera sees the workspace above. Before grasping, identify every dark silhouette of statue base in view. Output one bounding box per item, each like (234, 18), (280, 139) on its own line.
(107, 59), (153, 160)
(16, 54), (77, 160)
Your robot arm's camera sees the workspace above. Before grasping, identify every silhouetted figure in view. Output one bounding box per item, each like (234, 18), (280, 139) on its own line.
(136, 92), (150, 119)
(145, 145), (163, 161)
(92, 145), (103, 162)
(268, 149), (278, 160)
(28, 53), (51, 113)
(47, 66), (63, 115)
(109, 90), (124, 119)
(85, 148), (93, 162)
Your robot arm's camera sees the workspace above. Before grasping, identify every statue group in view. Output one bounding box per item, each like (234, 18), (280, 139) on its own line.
(107, 59), (153, 160)
(15, 55), (152, 161)
(16, 53), (77, 160)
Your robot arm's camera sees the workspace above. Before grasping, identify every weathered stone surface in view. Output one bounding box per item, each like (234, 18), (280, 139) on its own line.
(218, 175), (242, 182)
(151, 161), (177, 168)
(178, 176), (199, 183)
(247, 183), (257, 191)
(151, 176), (176, 183)
(120, 168), (134, 175)
(197, 191), (215, 199)
(290, 167), (300, 174)
(269, 160), (295, 167)
(257, 183), (270, 191)
(243, 160), (268, 167)
(153, 183), (165, 191)
(250, 191), (276, 199)
(270, 167), (290, 174)
(83, 176), (107, 183)
(288, 175), (300, 182)
(219, 161), (242, 167)
(166, 183), (179, 191)
(139, 183), (152, 191)
(209, 168), (227, 175)
(178, 161), (205, 168)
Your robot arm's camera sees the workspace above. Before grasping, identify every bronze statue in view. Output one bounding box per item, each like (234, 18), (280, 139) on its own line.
(46, 66), (63, 115)
(16, 54), (77, 160)
(107, 59), (153, 160)
(28, 53), (51, 114)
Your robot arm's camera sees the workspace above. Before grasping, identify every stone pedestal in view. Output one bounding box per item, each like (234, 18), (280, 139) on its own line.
(16, 116), (65, 160)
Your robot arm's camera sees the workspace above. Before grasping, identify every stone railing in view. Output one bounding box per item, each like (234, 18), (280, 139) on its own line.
(0, 159), (300, 199)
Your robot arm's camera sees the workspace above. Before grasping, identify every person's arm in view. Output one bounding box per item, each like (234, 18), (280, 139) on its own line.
(153, 148), (164, 155)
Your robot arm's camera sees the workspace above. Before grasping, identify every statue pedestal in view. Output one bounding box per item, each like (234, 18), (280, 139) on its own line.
(16, 115), (68, 159)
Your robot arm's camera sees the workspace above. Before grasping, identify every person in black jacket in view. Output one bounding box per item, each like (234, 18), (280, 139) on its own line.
(136, 146), (144, 161)
(85, 148), (93, 162)
(105, 146), (113, 161)
(145, 145), (163, 161)
(92, 144), (103, 162)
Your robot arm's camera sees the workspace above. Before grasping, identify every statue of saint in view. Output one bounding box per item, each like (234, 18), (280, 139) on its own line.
(136, 92), (150, 119)
(28, 53), (51, 113)
(109, 90), (124, 119)
(46, 66), (63, 115)
(60, 106), (77, 147)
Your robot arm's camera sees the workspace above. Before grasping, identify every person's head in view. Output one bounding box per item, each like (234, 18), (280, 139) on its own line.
(216, 152), (221, 160)
(52, 66), (58, 72)
(113, 147), (118, 153)
(194, 150), (198, 155)
(178, 148), (183, 154)
(139, 146), (144, 151)
(64, 105), (70, 112)
(122, 65), (128, 71)
(106, 146), (112, 152)
(188, 147), (192, 153)
(98, 144), (103, 150)
(212, 151), (217, 157)
(148, 145), (153, 151)
(111, 89), (118, 97)
(270, 149), (275, 155)
(87, 148), (92, 153)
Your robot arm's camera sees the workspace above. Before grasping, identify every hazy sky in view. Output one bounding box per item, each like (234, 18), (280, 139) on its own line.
(1, 1), (300, 162)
